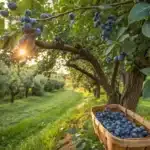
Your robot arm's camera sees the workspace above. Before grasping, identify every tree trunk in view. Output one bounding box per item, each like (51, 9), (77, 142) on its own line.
(93, 85), (100, 98)
(120, 68), (144, 111)
(108, 91), (121, 104)
(11, 93), (14, 103)
(25, 88), (29, 98)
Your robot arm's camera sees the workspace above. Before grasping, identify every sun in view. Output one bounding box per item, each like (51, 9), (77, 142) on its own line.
(19, 49), (26, 56)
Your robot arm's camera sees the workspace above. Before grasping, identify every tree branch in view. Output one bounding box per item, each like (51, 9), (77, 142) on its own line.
(35, 40), (112, 95)
(37, 0), (133, 21)
(111, 61), (120, 90)
(35, 40), (79, 54)
(66, 62), (98, 82)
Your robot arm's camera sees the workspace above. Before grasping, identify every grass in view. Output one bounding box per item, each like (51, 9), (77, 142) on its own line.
(137, 98), (150, 120)
(0, 89), (83, 150)
(0, 88), (150, 150)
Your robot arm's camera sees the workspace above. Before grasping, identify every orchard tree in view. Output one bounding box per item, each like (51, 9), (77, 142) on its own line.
(0, 61), (9, 99)
(37, 51), (59, 77)
(20, 67), (36, 98)
(1, 0), (150, 110)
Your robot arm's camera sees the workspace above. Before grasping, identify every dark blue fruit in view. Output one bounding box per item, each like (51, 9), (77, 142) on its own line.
(114, 56), (118, 62)
(21, 16), (31, 23)
(22, 23), (32, 33)
(35, 28), (41, 36)
(95, 109), (149, 139)
(69, 12), (75, 20)
(95, 12), (100, 18)
(0, 10), (9, 17)
(8, 2), (17, 10)
(118, 54), (125, 61)
(142, 131), (148, 137)
(25, 9), (32, 16)
(30, 18), (37, 24)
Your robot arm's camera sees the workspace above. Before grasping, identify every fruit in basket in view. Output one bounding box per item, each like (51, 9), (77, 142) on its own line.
(95, 109), (149, 139)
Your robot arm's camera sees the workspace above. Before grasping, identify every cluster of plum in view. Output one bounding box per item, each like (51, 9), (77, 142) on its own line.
(0, 2), (54, 37)
(106, 52), (127, 63)
(21, 9), (42, 36)
(93, 12), (116, 43)
(0, 2), (17, 17)
(95, 108), (149, 139)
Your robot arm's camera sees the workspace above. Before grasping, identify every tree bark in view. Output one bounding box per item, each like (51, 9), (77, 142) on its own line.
(120, 68), (144, 111)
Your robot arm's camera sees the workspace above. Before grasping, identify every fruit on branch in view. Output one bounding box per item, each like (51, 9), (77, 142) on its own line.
(95, 109), (149, 139)
(36, 24), (44, 32)
(25, 9), (32, 16)
(35, 28), (41, 36)
(7, 2), (17, 10)
(100, 15), (116, 42)
(30, 18), (37, 24)
(0, 10), (9, 17)
(114, 56), (118, 62)
(118, 54), (125, 61)
(118, 52), (127, 61)
(21, 16), (31, 23)
(22, 23), (32, 33)
(40, 13), (51, 19)
(69, 12), (75, 20)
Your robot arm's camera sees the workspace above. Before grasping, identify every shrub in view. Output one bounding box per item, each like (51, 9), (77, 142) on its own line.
(44, 80), (65, 92)
(32, 74), (47, 96)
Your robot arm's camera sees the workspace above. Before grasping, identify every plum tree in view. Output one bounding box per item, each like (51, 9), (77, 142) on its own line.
(0, 0), (150, 111)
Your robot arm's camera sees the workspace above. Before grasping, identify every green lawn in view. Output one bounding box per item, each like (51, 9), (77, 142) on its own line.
(0, 89), (83, 150)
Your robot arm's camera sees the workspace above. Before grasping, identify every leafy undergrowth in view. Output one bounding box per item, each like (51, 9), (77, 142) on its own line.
(0, 89), (83, 150)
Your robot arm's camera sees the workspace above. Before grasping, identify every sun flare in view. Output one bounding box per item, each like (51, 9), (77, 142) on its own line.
(19, 49), (26, 56)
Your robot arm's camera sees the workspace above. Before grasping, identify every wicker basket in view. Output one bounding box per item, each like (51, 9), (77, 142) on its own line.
(91, 104), (150, 150)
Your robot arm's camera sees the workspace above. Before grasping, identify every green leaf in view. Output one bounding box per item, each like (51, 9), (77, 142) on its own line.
(117, 27), (127, 40)
(122, 39), (136, 54)
(128, 3), (150, 24)
(143, 79), (150, 99)
(105, 43), (116, 55)
(142, 21), (150, 38)
(119, 34), (129, 42)
(0, 19), (4, 34)
(140, 68), (150, 75)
